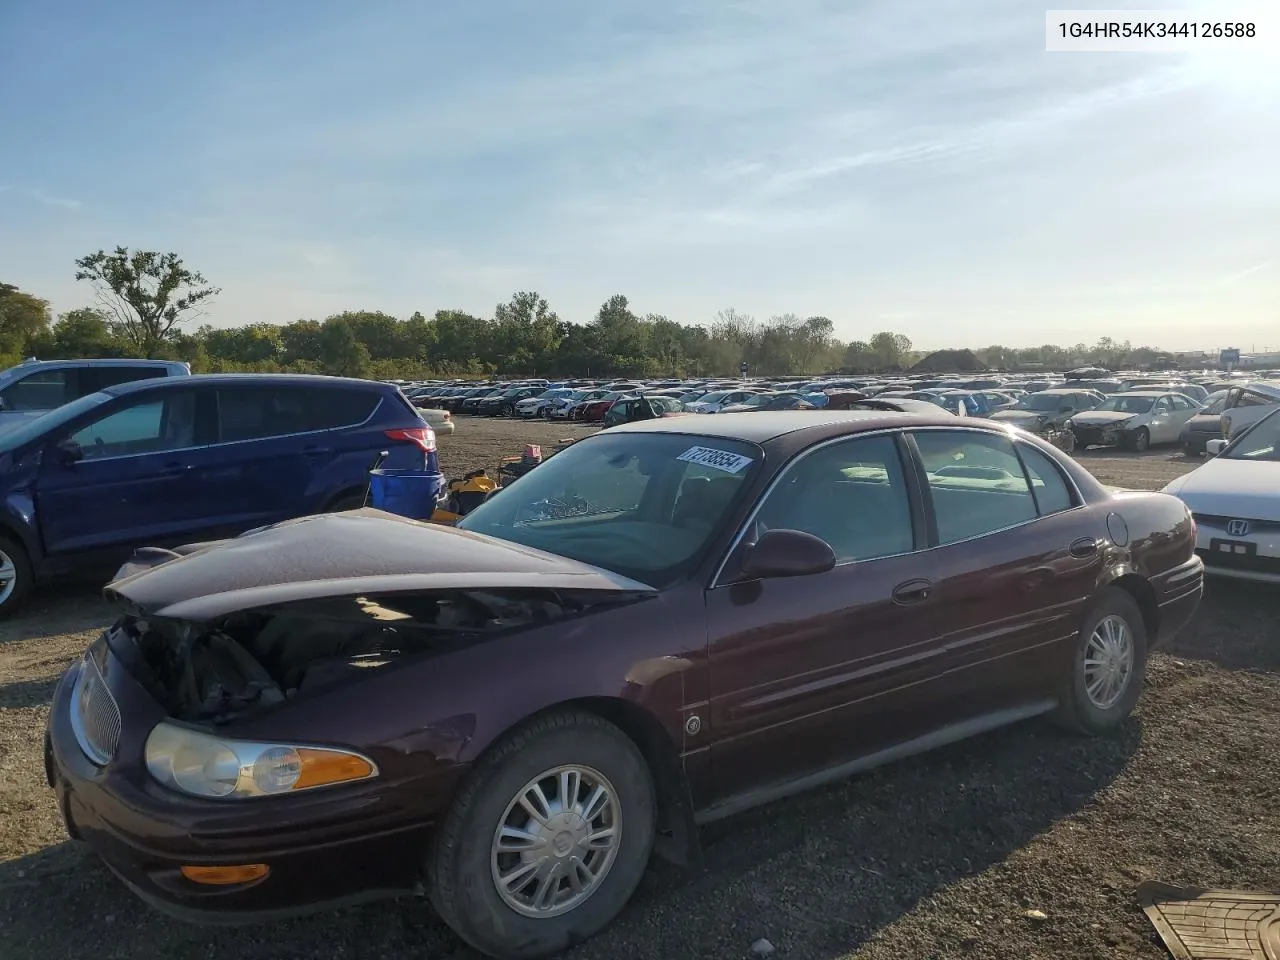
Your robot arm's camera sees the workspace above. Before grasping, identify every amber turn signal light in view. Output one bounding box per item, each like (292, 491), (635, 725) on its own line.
(180, 863), (270, 885)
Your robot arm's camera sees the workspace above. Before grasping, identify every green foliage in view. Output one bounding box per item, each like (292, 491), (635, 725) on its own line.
(74, 247), (220, 357)
(1, 273), (1185, 379)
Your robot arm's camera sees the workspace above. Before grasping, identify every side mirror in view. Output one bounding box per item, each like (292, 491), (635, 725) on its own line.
(1205, 439), (1227, 456)
(52, 439), (84, 466)
(740, 529), (836, 580)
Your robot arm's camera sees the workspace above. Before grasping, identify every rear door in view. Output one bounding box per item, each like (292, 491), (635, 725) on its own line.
(37, 386), (212, 556)
(199, 384), (316, 527)
(906, 428), (1105, 710)
(706, 432), (943, 801)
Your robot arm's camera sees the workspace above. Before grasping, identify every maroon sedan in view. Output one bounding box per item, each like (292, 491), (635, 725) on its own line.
(46, 412), (1203, 958)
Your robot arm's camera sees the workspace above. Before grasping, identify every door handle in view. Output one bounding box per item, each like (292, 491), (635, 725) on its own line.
(1069, 537), (1099, 558)
(302, 445), (332, 457)
(892, 579), (933, 605)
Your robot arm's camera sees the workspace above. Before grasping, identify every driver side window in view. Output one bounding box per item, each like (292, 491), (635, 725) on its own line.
(69, 392), (197, 460)
(754, 435), (915, 563)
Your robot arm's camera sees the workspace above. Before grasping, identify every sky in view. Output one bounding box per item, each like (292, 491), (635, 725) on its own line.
(1, 0), (1277, 352)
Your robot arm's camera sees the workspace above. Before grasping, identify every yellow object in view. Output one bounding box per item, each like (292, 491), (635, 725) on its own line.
(292, 748), (376, 790)
(180, 864), (270, 885)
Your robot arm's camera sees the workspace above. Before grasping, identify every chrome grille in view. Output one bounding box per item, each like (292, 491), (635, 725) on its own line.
(71, 655), (121, 765)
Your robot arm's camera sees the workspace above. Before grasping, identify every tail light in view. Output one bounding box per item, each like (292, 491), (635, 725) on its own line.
(385, 427), (436, 453)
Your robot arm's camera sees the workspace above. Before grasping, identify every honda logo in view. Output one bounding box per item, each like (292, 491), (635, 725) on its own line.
(1226, 519), (1250, 537)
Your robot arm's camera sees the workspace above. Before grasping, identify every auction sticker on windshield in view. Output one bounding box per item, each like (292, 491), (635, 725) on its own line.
(677, 446), (754, 474)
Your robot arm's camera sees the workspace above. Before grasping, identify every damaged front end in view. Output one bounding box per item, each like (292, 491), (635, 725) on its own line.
(109, 589), (609, 724)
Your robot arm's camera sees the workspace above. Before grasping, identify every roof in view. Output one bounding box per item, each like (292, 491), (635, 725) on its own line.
(609, 409), (960, 443)
(1241, 380), (1280, 400)
(104, 373), (392, 397)
(1114, 389), (1186, 397)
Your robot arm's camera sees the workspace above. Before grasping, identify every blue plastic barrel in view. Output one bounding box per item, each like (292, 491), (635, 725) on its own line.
(368, 469), (447, 520)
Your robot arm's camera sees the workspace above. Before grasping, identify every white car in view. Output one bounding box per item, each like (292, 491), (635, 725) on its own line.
(417, 407), (455, 435)
(514, 388), (574, 419)
(1219, 380), (1280, 440)
(1161, 408), (1280, 583)
(1066, 390), (1200, 452)
(685, 389), (760, 414)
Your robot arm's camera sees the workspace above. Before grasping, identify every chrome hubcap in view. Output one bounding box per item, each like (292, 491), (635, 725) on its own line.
(0, 548), (17, 604)
(1084, 614), (1134, 710)
(490, 764), (620, 918)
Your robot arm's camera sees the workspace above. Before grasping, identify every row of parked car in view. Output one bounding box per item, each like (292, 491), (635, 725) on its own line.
(393, 370), (1280, 452)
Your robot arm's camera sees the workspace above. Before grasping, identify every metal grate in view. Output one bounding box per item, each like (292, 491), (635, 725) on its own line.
(70, 655), (121, 766)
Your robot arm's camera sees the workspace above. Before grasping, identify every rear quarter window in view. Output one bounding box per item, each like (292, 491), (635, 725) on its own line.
(302, 387), (380, 429)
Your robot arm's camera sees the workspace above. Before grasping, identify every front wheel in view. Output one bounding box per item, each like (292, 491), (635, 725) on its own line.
(1051, 587), (1147, 735)
(501, 403), (515, 417)
(0, 536), (33, 619)
(1128, 427), (1151, 453)
(427, 710), (655, 959)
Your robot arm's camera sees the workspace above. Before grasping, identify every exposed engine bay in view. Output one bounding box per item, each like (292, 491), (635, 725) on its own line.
(109, 589), (602, 722)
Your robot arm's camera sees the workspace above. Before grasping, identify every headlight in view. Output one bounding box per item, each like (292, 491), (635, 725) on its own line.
(1064, 419), (1074, 430)
(145, 722), (377, 800)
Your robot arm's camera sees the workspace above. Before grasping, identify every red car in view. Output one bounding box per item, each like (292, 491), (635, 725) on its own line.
(46, 411), (1202, 958)
(574, 390), (633, 422)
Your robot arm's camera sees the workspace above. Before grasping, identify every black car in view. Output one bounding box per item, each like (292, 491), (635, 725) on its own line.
(478, 387), (543, 417)
(989, 389), (1104, 435)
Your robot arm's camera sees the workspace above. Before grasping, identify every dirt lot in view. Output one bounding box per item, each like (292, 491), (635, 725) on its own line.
(3, 418), (1277, 960)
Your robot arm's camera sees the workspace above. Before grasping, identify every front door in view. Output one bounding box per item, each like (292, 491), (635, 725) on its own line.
(705, 433), (941, 802)
(37, 388), (210, 558)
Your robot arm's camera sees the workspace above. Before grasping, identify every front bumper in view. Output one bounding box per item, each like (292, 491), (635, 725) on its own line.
(1194, 520), (1280, 584)
(45, 650), (433, 923)
(1071, 424), (1126, 448)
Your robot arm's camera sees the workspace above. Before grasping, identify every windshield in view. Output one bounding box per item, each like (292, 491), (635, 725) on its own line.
(1225, 408), (1280, 461)
(1202, 391), (1228, 414)
(1095, 395), (1155, 414)
(0, 391), (112, 449)
(458, 432), (762, 586)
(698, 391), (729, 403)
(1015, 394), (1066, 412)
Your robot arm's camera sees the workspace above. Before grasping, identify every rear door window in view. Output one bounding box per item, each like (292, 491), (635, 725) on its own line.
(913, 431), (1038, 543)
(216, 386), (310, 442)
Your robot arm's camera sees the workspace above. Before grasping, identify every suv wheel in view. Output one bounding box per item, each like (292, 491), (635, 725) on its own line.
(0, 536), (34, 619)
(428, 710), (655, 959)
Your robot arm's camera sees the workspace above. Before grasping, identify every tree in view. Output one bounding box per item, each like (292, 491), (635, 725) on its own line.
(74, 247), (220, 357)
(0, 282), (52, 355)
(318, 317), (371, 377)
(51, 308), (118, 357)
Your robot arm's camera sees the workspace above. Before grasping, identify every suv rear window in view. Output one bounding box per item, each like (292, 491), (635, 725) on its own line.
(89, 366), (170, 391)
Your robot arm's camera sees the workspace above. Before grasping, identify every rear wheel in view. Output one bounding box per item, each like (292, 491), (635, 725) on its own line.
(427, 710), (655, 959)
(1051, 588), (1147, 735)
(0, 536), (33, 619)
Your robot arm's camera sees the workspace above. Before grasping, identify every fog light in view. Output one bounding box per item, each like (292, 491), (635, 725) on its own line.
(180, 864), (270, 885)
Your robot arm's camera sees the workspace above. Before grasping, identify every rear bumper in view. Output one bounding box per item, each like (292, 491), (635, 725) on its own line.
(45, 653), (433, 923)
(1150, 555), (1204, 646)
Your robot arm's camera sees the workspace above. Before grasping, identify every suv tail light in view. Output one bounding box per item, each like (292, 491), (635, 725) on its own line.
(385, 427), (436, 453)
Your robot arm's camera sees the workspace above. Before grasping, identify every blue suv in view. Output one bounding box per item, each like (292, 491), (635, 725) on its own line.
(0, 374), (444, 615)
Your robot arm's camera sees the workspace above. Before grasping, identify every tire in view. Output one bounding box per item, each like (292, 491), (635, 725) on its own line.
(427, 710), (656, 959)
(1128, 428), (1150, 453)
(501, 403), (515, 418)
(1183, 441), (1199, 457)
(0, 535), (33, 619)
(1050, 587), (1148, 736)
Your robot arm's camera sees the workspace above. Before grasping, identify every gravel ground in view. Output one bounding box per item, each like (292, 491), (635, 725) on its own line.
(3, 421), (1276, 960)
